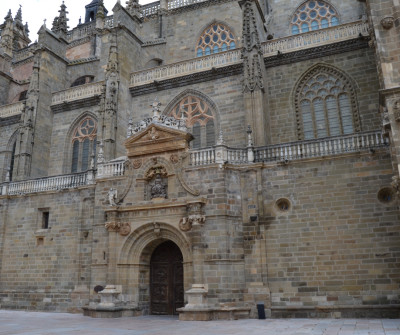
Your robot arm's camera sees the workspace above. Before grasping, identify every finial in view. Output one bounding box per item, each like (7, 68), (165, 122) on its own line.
(151, 98), (162, 119)
(247, 125), (253, 147)
(15, 5), (22, 21)
(78, 16), (82, 25)
(43, 18), (47, 27)
(217, 129), (225, 145)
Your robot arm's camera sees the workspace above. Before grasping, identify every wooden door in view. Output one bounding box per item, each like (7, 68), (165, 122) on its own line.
(150, 241), (184, 315)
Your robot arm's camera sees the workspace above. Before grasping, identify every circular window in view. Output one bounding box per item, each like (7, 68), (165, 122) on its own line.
(275, 198), (291, 212)
(377, 187), (396, 204)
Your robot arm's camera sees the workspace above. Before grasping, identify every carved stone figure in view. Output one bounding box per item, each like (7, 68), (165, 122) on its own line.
(150, 174), (167, 199)
(381, 16), (394, 30)
(108, 188), (118, 206)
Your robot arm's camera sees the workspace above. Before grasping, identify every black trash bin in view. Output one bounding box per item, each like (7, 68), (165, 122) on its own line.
(257, 303), (266, 319)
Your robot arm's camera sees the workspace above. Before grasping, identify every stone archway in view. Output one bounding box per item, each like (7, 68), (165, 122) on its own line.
(117, 222), (192, 315)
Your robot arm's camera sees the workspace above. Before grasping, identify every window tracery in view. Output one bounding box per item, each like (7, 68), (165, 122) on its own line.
(71, 117), (97, 172)
(291, 1), (339, 35)
(295, 66), (360, 140)
(169, 96), (216, 148)
(196, 24), (236, 57)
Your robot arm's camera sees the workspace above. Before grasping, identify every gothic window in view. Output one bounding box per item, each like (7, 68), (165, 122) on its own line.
(169, 96), (216, 149)
(291, 1), (339, 35)
(71, 117), (97, 173)
(9, 141), (16, 181)
(71, 76), (94, 87)
(295, 66), (360, 140)
(196, 24), (236, 57)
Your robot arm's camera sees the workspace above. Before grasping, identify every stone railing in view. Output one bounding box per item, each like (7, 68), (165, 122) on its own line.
(254, 131), (387, 163)
(1, 171), (93, 196)
(227, 148), (248, 164)
(189, 148), (216, 166)
(130, 49), (241, 86)
(141, 1), (160, 16)
(262, 20), (369, 57)
(168, 0), (207, 9)
(0, 101), (24, 119)
(51, 81), (104, 106)
(66, 21), (96, 42)
(97, 159), (127, 178)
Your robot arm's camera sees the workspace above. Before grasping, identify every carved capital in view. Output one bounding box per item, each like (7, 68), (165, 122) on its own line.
(105, 221), (121, 232)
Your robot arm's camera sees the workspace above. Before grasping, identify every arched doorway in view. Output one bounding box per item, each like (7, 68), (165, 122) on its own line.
(150, 240), (184, 315)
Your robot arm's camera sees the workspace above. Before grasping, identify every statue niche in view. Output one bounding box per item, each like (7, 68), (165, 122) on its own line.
(145, 165), (168, 200)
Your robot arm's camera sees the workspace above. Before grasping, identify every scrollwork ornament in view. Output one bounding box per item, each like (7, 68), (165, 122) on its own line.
(381, 16), (394, 30)
(179, 217), (192, 232)
(105, 221), (121, 232)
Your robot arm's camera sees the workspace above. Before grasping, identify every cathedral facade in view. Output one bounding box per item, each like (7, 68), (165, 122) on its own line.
(0, 0), (399, 319)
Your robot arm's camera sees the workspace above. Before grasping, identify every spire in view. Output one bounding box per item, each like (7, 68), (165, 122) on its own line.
(52, 1), (69, 35)
(24, 22), (29, 36)
(126, 0), (141, 16)
(96, 0), (106, 19)
(15, 5), (22, 22)
(4, 9), (12, 21)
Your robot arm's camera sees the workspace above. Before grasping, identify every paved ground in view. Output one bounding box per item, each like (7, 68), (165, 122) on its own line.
(0, 311), (399, 335)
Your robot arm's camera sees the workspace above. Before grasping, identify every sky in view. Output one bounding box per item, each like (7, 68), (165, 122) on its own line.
(0, 0), (154, 42)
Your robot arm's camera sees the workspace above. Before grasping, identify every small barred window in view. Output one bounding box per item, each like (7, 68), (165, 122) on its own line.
(196, 24), (236, 57)
(291, 1), (339, 35)
(71, 117), (97, 173)
(169, 96), (216, 149)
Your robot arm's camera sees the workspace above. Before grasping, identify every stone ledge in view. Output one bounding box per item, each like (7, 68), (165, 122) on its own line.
(178, 306), (251, 321)
(82, 305), (142, 318)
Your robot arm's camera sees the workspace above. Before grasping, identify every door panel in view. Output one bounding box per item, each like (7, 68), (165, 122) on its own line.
(150, 241), (184, 315)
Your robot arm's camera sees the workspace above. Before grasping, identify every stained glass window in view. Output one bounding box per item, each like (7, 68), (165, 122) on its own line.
(295, 67), (359, 140)
(71, 117), (97, 172)
(291, 1), (340, 35)
(169, 96), (216, 148)
(196, 24), (236, 57)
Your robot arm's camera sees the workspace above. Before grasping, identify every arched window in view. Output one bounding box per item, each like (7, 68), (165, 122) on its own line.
(71, 76), (94, 87)
(9, 141), (16, 181)
(196, 23), (236, 57)
(291, 1), (339, 35)
(71, 117), (97, 172)
(169, 96), (216, 149)
(295, 65), (360, 140)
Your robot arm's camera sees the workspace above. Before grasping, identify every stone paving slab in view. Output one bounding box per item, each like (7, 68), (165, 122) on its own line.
(0, 311), (399, 335)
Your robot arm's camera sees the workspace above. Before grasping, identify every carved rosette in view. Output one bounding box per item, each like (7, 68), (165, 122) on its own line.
(170, 154), (179, 164)
(119, 223), (131, 236)
(132, 158), (142, 169)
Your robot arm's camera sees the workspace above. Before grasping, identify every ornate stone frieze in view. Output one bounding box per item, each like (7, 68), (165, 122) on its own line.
(127, 115), (187, 138)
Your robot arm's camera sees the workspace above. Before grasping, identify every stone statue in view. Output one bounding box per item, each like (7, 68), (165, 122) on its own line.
(108, 188), (118, 206)
(150, 174), (167, 199)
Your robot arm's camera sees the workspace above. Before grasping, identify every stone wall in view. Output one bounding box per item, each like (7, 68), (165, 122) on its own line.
(0, 187), (95, 312)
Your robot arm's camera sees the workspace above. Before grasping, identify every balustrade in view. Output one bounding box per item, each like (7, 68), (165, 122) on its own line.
(5, 172), (89, 195)
(97, 160), (126, 178)
(51, 81), (104, 105)
(0, 101), (24, 118)
(254, 131), (387, 163)
(189, 148), (216, 166)
(262, 21), (369, 57)
(130, 49), (241, 86)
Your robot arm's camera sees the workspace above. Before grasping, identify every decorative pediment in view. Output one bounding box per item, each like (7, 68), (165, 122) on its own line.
(124, 123), (193, 158)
